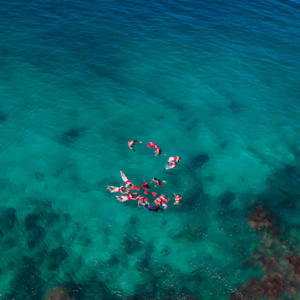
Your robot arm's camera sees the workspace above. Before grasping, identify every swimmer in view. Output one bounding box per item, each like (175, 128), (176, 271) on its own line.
(142, 182), (150, 190)
(107, 185), (126, 194)
(173, 193), (182, 205)
(166, 162), (177, 170)
(128, 184), (141, 191)
(142, 202), (161, 212)
(159, 194), (170, 210)
(120, 171), (134, 188)
(150, 177), (166, 187)
(147, 142), (157, 148)
(154, 145), (163, 156)
(137, 195), (145, 207)
(116, 193), (138, 202)
(166, 156), (181, 169)
(142, 182), (150, 194)
(168, 156), (181, 163)
(128, 139), (142, 151)
(154, 197), (161, 206)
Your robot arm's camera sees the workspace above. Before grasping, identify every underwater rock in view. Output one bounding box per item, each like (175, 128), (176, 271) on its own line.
(181, 287), (197, 300)
(25, 213), (40, 231)
(0, 111), (7, 122)
(122, 234), (142, 254)
(263, 257), (276, 271)
(44, 212), (59, 226)
(0, 178), (7, 190)
(182, 219), (207, 242)
(60, 127), (86, 144)
(35, 171), (44, 181)
(47, 246), (69, 270)
(287, 255), (300, 275)
(229, 101), (243, 114)
(43, 286), (74, 300)
(0, 207), (16, 230)
(243, 257), (257, 269)
(107, 254), (120, 266)
(230, 278), (263, 300)
(247, 205), (281, 235)
(27, 226), (45, 250)
(8, 256), (44, 300)
(248, 205), (272, 230)
(80, 187), (89, 193)
(261, 275), (283, 300)
(189, 154), (210, 170)
(220, 191), (236, 207)
(129, 215), (139, 227)
(151, 263), (170, 279)
(4, 237), (15, 250)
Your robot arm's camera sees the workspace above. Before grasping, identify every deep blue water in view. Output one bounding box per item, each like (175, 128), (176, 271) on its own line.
(0, 0), (300, 299)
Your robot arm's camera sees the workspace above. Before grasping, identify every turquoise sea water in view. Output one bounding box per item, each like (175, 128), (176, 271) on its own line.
(0, 0), (300, 299)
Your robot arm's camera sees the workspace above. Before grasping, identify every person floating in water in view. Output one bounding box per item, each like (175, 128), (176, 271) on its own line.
(147, 142), (157, 148)
(137, 195), (148, 207)
(128, 139), (142, 151)
(107, 185), (126, 194)
(169, 156), (181, 163)
(142, 182), (150, 194)
(166, 156), (181, 169)
(142, 202), (161, 212)
(116, 193), (138, 202)
(154, 145), (163, 156)
(150, 177), (166, 187)
(173, 193), (182, 205)
(120, 171), (134, 188)
(158, 194), (170, 210)
(128, 184), (141, 192)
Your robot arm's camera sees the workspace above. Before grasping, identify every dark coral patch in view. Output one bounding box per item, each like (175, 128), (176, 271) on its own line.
(220, 191), (236, 207)
(60, 127), (86, 144)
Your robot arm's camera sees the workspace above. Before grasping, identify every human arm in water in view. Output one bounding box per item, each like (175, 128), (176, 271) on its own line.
(128, 140), (142, 151)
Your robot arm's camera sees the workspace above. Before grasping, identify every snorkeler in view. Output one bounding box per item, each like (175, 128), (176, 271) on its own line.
(107, 186), (126, 194)
(168, 156), (181, 163)
(116, 193), (138, 202)
(142, 182), (150, 194)
(159, 194), (170, 210)
(173, 194), (182, 205)
(128, 184), (141, 191)
(154, 145), (163, 156)
(166, 156), (181, 169)
(128, 139), (142, 151)
(142, 202), (161, 212)
(120, 171), (134, 188)
(150, 177), (166, 187)
(147, 142), (157, 148)
(137, 195), (147, 207)
(166, 162), (176, 169)
(154, 197), (162, 206)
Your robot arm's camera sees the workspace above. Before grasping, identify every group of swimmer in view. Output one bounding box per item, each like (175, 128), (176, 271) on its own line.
(107, 140), (182, 212)
(128, 140), (181, 169)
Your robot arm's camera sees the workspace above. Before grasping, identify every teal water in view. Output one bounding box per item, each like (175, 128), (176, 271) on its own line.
(0, 0), (300, 299)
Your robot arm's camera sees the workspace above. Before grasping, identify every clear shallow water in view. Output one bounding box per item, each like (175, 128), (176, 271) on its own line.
(0, 0), (300, 299)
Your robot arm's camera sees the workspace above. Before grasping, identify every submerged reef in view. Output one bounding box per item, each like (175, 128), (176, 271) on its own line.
(43, 286), (74, 300)
(247, 205), (282, 236)
(59, 127), (86, 144)
(230, 203), (300, 300)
